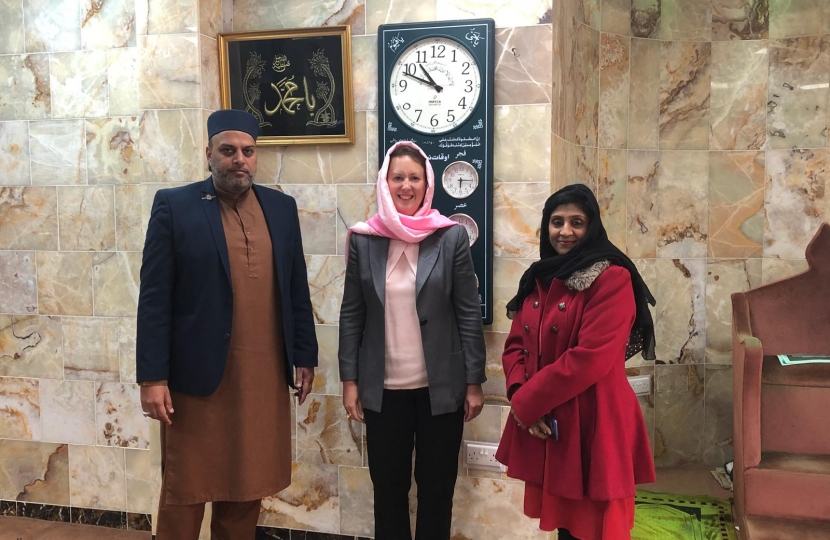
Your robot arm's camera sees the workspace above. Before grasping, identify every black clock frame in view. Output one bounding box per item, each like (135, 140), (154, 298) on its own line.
(378, 19), (495, 324)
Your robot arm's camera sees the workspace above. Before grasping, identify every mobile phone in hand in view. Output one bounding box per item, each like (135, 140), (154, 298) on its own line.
(543, 415), (559, 441)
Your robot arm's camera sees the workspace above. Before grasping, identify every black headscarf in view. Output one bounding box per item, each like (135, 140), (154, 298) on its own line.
(506, 184), (656, 360)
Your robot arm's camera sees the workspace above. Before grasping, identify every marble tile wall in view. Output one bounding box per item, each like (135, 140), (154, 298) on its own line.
(552, 0), (829, 470)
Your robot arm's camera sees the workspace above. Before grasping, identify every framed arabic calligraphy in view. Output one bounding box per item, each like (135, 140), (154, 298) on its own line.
(378, 19), (495, 324)
(218, 26), (354, 146)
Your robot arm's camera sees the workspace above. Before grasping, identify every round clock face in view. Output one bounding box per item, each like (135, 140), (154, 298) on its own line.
(442, 160), (479, 199)
(389, 37), (482, 134)
(448, 213), (479, 246)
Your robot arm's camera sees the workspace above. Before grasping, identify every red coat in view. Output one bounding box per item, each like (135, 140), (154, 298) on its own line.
(496, 263), (655, 501)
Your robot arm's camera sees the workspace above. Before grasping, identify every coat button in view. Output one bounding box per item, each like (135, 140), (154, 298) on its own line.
(558, 302), (566, 311)
(523, 349), (529, 356)
(226, 299), (232, 306)
(533, 301), (539, 308)
(420, 318), (428, 326)
(551, 326), (558, 334)
(525, 372), (530, 380)
(223, 333), (230, 340)
(524, 325), (530, 333)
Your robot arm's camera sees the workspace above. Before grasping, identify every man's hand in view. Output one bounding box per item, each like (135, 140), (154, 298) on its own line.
(140, 385), (174, 425)
(464, 384), (484, 422)
(295, 367), (315, 405)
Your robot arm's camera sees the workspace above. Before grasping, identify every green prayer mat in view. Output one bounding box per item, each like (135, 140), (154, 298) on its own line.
(633, 490), (738, 540)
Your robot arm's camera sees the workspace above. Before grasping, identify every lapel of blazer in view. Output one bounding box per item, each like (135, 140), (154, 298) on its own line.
(252, 184), (289, 295)
(368, 235), (390, 307)
(416, 231), (441, 298)
(200, 178), (231, 287)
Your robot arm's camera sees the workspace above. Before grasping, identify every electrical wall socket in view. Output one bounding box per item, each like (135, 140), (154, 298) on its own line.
(463, 441), (504, 472)
(628, 375), (651, 396)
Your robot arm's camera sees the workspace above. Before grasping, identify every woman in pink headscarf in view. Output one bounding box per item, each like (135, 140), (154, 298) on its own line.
(338, 141), (486, 540)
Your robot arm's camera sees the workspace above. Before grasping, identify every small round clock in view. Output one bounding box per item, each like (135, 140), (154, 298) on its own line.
(389, 37), (481, 134)
(441, 160), (479, 199)
(448, 213), (479, 246)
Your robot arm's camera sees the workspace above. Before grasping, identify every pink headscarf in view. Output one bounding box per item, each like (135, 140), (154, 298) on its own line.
(347, 141), (456, 251)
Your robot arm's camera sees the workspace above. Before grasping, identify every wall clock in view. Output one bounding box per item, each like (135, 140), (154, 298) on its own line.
(378, 19), (495, 324)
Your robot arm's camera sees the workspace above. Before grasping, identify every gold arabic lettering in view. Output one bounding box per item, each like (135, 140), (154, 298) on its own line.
(264, 76), (309, 116)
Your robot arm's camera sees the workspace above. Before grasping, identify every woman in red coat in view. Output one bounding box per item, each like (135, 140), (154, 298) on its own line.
(496, 184), (657, 540)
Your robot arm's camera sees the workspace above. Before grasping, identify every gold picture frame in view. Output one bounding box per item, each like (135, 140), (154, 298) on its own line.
(218, 26), (354, 146)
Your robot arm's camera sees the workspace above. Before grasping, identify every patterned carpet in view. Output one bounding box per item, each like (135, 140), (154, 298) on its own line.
(633, 490), (738, 540)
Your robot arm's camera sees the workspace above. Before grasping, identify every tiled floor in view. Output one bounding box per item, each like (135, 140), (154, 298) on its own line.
(0, 515), (151, 539)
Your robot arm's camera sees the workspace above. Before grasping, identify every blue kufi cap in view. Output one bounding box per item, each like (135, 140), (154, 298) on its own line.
(207, 109), (259, 141)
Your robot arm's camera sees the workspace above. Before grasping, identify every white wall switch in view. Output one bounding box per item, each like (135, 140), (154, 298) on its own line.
(463, 441), (505, 472)
(628, 375), (651, 396)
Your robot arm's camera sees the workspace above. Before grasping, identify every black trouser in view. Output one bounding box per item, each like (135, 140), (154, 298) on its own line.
(364, 388), (465, 540)
(558, 529), (580, 540)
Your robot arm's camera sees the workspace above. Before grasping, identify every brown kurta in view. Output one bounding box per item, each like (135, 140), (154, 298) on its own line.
(160, 187), (292, 505)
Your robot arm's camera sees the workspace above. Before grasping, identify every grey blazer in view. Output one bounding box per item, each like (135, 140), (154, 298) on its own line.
(338, 225), (486, 415)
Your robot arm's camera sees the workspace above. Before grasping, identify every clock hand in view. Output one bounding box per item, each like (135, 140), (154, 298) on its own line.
(419, 64), (443, 92)
(403, 72), (434, 87)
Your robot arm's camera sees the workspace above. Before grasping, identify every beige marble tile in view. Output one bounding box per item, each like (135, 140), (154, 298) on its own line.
(0, 53), (50, 120)
(710, 40), (767, 150)
(653, 364), (705, 466)
(659, 41), (711, 150)
(118, 317), (137, 383)
(58, 186), (116, 251)
(761, 258), (809, 285)
(68, 444), (126, 510)
(767, 37), (830, 150)
(199, 0), (222, 37)
(705, 259), (762, 365)
(709, 151), (764, 258)
(95, 382), (149, 449)
(93, 252), (141, 317)
(86, 117), (141, 185)
(366, 0), (436, 34)
(493, 183), (549, 259)
(338, 465), (373, 537)
(107, 47), (139, 116)
(313, 324), (341, 396)
(200, 35), (220, 111)
(0, 0), (25, 54)
(0, 251), (36, 314)
(769, 0), (829, 39)
(296, 394), (363, 466)
(491, 257), (534, 333)
(306, 255), (346, 325)
(451, 476), (549, 540)
(352, 35), (377, 112)
(652, 259), (706, 364)
(252, 146), (284, 185)
(656, 151), (708, 259)
(36, 252), (93, 316)
(495, 26), (552, 106)
(597, 148), (627, 251)
(566, 0), (601, 29)
(281, 185), (337, 255)
(626, 150), (659, 258)
(602, 0), (631, 35)
(29, 120), (86, 186)
(0, 377), (40, 440)
(136, 0), (197, 35)
(40, 379), (96, 445)
(764, 148), (827, 258)
(436, 0), (553, 27)
(551, 1), (565, 139)
(495, 105), (551, 183)
(336, 184), (376, 256)
(713, 0), (769, 40)
(125, 427), (161, 514)
(660, 0), (712, 41)
(628, 38), (660, 150)
(0, 121), (30, 185)
(564, 17), (599, 147)
(259, 462), (339, 532)
(63, 317), (120, 381)
(278, 112), (368, 184)
(232, 0), (366, 34)
(0, 440), (69, 505)
(0, 315), (63, 379)
(115, 184), (183, 251)
(140, 109), (203, 183)
(631, 0), (661, 38)
(462, 403), (503, 445)
(81, 0), (136, 50)
(703, 365), (733, 467)
(23, 0), (81, 53)
(599, 33), (630, 149)
(482, 331), (508, 402)
(139, 34), (200, 109)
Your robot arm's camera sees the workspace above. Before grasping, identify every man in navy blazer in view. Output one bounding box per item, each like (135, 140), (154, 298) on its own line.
(136, 110), (317, 539)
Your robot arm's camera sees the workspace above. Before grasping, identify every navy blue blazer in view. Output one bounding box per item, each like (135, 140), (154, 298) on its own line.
(136, 178), (318, 396)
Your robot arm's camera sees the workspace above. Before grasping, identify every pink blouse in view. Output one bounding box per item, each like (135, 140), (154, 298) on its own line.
(383, 240), (428, 389)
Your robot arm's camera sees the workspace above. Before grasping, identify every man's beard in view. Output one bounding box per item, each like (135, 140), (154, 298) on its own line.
(212, 166), (254, 193)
